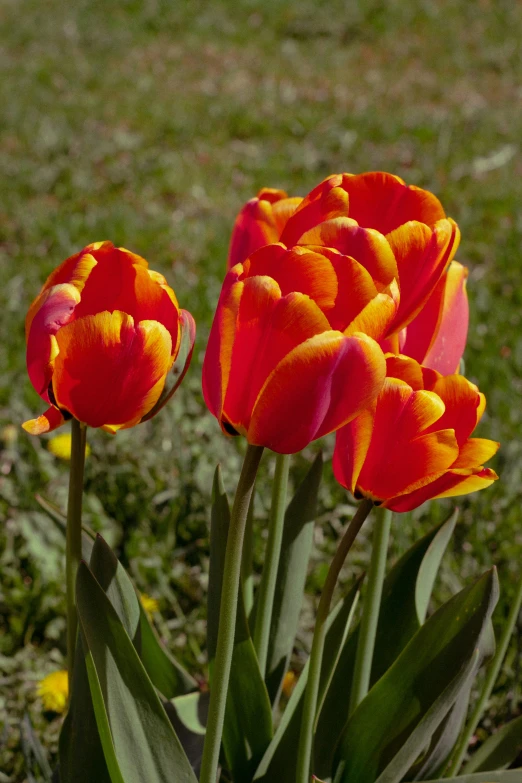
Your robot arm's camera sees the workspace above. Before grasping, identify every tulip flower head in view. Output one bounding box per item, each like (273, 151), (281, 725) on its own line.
(24, 242), (195, 435)
(333, 355), (499, 512)
(203, 241), (391, 454)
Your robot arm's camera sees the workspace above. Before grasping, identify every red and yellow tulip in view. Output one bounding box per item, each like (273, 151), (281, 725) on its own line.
(24, 241), (195, 435)
(203, 241), (392, 454)
(333, 355), (498, 512)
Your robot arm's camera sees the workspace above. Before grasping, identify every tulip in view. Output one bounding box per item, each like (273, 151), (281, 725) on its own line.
(333, 354), (499, 512)
(227, 172), (461, 339)
(23, 241), (195, 435)
(203, 242), (394, 454)
(384, 261), (469, 374)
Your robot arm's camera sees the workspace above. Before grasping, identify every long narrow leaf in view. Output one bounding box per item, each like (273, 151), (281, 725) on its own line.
(76, 561), (198, 783)
(265, 453), (323, 704)
(333, 569), (499, 783)
(315, 514), (456, 777)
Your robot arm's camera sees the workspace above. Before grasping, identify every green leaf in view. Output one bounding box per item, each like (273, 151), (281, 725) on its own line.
(415, 508), (458, 624)
(76, 561), (198, 783)
(424, 773), (522, 782)
(333, 569), (499, 783)
(208, 466), (272, 781)
(59, 632), (111, 783)
(90, 533), (196, 698)
(20, 712), (52, 781)
(463, 714), (522, 773)
(265, 453), (323, 704)
(315, 513), (457, 777)
(253, 577), (362, 782)
(139, 601), (197, 698)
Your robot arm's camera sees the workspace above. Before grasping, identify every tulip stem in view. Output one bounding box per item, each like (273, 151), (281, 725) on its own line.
(349, 506), (392, 715)
(254, 452), (291, 677)
(200, 444), (264, 783)
(296, 498), (373, 783)
(65, 419), (87, 689)
(446, 572), (522, 776)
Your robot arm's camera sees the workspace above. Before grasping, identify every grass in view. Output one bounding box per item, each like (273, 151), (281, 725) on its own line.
(1, 0), (522, 778)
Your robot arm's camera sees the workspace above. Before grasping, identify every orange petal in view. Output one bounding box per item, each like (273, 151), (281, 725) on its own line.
(223, 283), (331, 434)
(452, 437), (500, 469)
(388, 467), (499, 512)
(359, 428), (459, 502)
(73, 246), (180, 349)
(333, 406), (376, 494)
(22, 406), (65, 435)
(342, 172), (447, 233)
(246, 245), (339, 314)
(425, 374), (482, 445)
(280, 174), (350, 247)
(385, 354), (426, 390)
(400, 261), (469, 374)
(386, 218), (460, 334)
(202, 269), (244, 425)
(227, 194), (302, 269)
(52, 311), (173, 429)
(247, 331), (386, 453)
(26, 284), (81, 401)
(344, 281), (400, 342)
(297, 219), (398, 292)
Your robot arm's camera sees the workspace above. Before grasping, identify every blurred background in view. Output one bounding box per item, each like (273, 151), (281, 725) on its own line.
(1, 0), (521, 778)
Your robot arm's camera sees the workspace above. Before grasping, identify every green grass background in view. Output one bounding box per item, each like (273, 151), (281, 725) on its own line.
(1, 0), (521, 778)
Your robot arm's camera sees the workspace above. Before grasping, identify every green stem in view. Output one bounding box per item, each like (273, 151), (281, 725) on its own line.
(254, 452), (291, 677)
(200, 444), (264, 783)
(446, 572), (522, 776)
(65, 419), (87, 686)
(296, 498), (373, 783)
(349, 506), (392, 715)
(241, 489), (256, 620)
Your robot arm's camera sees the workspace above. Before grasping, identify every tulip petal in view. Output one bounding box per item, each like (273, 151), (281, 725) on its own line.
(400, 261), (469, 374)
(72, 246), (180, 349)
(297, 219), (398, 291)
(224, 282), (331, 434)
(452, 437), (500, 469)
(22, 406), (65, 435)
(247, 331), (386, 454)
(227, 193), (302, 269)
(342, 172), (447, 234)
(52, 311), (173, 429)
(386, 218), (460, 333)
(344, 281), (400, 342)
(359, 428), (459, 501)
(388, 467), (498, 512)
(202, 271), (244, 424)
(333, 406), (376, 494)
(425, 374), (482, 445)
(246, 245), (339, 313)
(280, 175), (350, 247)
(26, 284), (81, 401)
(140, 309), (197, 423)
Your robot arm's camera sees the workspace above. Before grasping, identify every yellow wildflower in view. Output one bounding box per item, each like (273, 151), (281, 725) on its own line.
(282, 670), (297, 698)
(37, 670), (68, 713)
(140, 593), (159, 620)
(47, 433), (91, 460)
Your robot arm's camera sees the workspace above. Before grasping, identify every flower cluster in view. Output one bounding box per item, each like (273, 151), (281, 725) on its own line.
(203, 171), (497, 505)
(24, 172), (497, 511)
